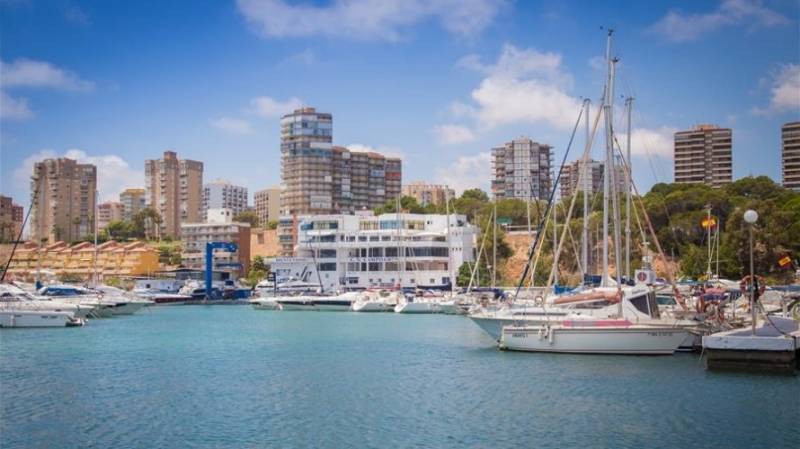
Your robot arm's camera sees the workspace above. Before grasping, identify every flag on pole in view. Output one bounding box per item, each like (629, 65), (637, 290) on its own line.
(701, 217), (717, 229)
(778, 255), (792, 268)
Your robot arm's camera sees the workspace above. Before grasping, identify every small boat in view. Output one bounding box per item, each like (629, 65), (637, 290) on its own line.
(394, 294), (442, 314)
(352, 289), (400, 312)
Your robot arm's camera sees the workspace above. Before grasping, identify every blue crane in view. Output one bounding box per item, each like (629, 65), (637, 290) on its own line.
(205, 241), (238, 300)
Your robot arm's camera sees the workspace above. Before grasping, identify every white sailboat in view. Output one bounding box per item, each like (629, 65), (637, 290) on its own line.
(499, 31), (691, 355)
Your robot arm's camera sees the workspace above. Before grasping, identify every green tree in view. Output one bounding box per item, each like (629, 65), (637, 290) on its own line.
(233, 210), (260, 227)
(266, 220), (279, 230)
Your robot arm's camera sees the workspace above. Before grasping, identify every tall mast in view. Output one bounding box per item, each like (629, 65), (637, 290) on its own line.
(582, 99), (590, 281)
(445, 189), (454, 294)
(492, 200), (497, 289)
(553, 200), (559, 285)
(601, 29), (614, 287)
(93, 190), (99, 287)
(624, 96), (633, 280)
(396, 195), (403, 289)
(706, 205), (713, 279)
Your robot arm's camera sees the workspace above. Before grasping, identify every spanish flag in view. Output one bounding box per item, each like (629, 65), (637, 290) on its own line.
(778, 255), (792, 268)
(701, 217), (717, 229)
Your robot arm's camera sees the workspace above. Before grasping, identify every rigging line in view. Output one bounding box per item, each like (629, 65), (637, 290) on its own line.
(512, 105), (585, 303)
(1, 181), (40, 283)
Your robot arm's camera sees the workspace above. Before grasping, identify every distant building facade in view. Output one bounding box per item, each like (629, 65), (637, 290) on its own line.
(559, 159), (604, 198)
(119, 188), (146, 220)
(254, 186), (281, 226)
(145, 150), (203, 238)
(782, 121), (800, 191)
(402, 181), (455, 207)
(29, 158), (97, 244)
(202, 180), (248, 221)
(97, 202), (124, 230)
(673, 124), (732, 187)
(0, 195), (23, 242)
(180, 208), (251, 278)
(491, 138), (553, 200)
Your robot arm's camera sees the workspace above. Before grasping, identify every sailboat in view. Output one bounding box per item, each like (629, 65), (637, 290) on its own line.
(498, 30), (691, 355)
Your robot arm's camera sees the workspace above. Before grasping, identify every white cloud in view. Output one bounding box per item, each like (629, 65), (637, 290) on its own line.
(435, 152), (491, 194)
(450, 44), (582, 132)
(346, 143), (404, 160)
(64, 5), (89, 26)
(617, 126), (677, 159)
(0, 90), (33, 120)
(236, 0), (504, 41)
(753, 64), (800, 115)
(251, 96), (303, 118)
(649, 0), (789, 42)
(434, 124), (475, 145)
(209, 117), (253, 135)
(0, 58), (94, 91)
(13, 149), (144, 202)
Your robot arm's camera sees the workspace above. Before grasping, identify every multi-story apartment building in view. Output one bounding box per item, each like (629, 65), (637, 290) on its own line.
(271, 212), (477, 291)
(29, 158), (97, 244)
(280, 107), (334, 216)
(254, 186), (281, 226)
(144, 151), (203, 238)
(97, 202), (124, 230)
(781, 121), (800, 191)
(401, 181), (455, 207)
(673, 124), (732, 187)
(0, 195), (23, 242)
(119, 188), (146, 220)
(202, 180), (248, 221)
(560, 159), (604, 198)
(278, 107), (402, 256)
(491, 138), (553, 200)
(180, 208), (251, 278)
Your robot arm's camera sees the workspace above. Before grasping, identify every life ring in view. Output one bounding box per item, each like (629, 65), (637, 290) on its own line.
(739, 275), (766, 296)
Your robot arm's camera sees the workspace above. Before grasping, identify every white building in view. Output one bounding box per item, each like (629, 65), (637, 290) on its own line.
(491, 137), (553, 200)
(180, 208), (251, 277)
(202, 180), (248, 222)
(271, 212), (478, 291)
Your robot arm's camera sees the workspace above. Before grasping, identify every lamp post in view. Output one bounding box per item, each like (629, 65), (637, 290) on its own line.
(743, 209), (758, 335)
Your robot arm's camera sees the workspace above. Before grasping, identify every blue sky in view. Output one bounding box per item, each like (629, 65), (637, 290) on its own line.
(1, 0), (798, 207)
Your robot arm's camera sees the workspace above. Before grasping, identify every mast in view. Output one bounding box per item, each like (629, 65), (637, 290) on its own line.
(608, 58), (624, 296)
(396, 195), (403, 289)
(93, 190), (99, 287)
(445, 189), (454, 294)
(624, 96), (633, 280)
(553, 200), (559, 285)
(601, 29), (614, 287)
(706, 205), (713, 279)
(492, 200), (497, 289)
(582, 99), (590, 281)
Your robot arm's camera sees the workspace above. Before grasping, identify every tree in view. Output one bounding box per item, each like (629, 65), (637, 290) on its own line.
(266, 220), (278, 230)
(252, 255), (268, 272)
(133, 208), (162, 240)
(234, 210), (260, 227)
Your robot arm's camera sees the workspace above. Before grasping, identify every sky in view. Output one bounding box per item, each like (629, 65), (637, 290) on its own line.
(1, 0), (799, 208)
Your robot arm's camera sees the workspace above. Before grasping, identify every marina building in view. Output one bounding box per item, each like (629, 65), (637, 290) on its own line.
(401, 181), (455, 207)
(0, 195), (23, 242)
(180, 208), (251, 278)
(271, 212), (478, 291)
(673, 124), (732, 187)
(254, 186), (281, 226)
(119, 188), (146, 220)
(782, 121), (800, 191)
(202, 179), (248, 221)
(97, 202), (124, 230)
(491, 137), (553, 200)
(29, 158), (97, 244)
(145, 150), (203, 238)
(5, 240), (159, 280)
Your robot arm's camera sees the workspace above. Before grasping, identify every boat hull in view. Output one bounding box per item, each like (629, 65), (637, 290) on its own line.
(0, 310), (76, 328)
(500, 325), (689, 355)
(395, 302), (441, 314)
(352, 301), (395, 312)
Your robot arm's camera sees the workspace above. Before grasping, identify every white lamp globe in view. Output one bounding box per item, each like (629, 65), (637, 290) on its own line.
(743, 209), (758, 224)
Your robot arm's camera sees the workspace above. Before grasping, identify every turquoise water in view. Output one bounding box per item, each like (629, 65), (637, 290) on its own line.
(1, 307), (798, 449)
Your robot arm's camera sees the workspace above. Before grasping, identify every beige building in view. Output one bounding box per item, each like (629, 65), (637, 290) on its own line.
(402, 181), (454, 207)
(5, 240), (160, 281)
(250, 228), (280, 259)
(491, 138), (553, 200)
(119, 188), (146, 220)
(180, 208), (251, 277)
(782, 121), (800, 191)
(254, 186), (281, 226)
(29, 158), (97, 244)
(97, 202), (124, 230)
(0, 195), (23, 242)
(145, 151), (203, 238)
(674, 124), (732, 187)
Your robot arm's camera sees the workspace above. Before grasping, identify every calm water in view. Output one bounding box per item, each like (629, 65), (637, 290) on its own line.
(1, 307), (798, 449)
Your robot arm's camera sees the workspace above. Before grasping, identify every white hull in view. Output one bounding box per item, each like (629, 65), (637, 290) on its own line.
(394, 301), (441, 314)
(250, 298), (281, 310)
(352, 301), (395, 312)
(107, 301), (149, 315)
(499, 324), (690, 355)
(439, 300), (467, 315)
(0, 310), (79, 328)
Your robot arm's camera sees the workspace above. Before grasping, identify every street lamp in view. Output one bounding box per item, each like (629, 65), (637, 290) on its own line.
(743, 209), (758, 334)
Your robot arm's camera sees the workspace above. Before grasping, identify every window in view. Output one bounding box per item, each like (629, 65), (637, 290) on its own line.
(318, 263), (337, 272)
